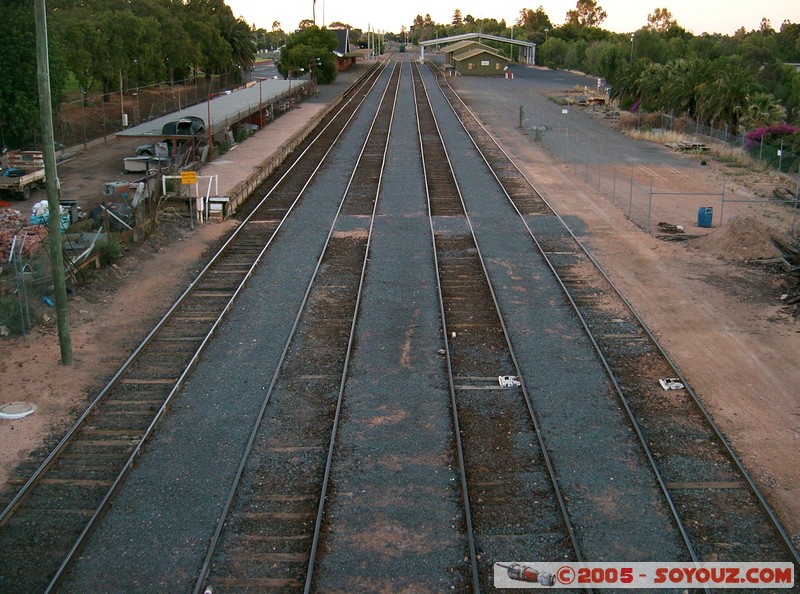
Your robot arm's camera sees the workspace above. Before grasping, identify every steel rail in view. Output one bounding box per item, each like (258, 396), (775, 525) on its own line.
(413, 60), (592, 592)
(303, 56), (404, 594)
(37, 62), (392, 594)
(0, 60), (385, 530)
(429, 64), (706, 583)
(45, 60), (392, 594)
(411, 59), (480, 593)
(191, 59), (401, 594)
(432, 63), (800, 570)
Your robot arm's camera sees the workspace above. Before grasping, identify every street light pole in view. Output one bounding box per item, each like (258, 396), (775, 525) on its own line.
(631, 32), (635, 61)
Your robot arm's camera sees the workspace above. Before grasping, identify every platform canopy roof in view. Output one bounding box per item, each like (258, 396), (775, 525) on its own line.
(115, 78), (299, 139)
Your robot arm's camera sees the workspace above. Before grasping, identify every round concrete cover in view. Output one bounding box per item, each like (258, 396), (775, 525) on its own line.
(0, 402), (37, 419)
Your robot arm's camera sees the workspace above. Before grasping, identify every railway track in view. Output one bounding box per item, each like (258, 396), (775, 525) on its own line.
(412, 60), (587, 592)
(427, 61), (800, 577)
(2, 51), (796, 593)
(192, 58), (402, 594)
(0, 59), (390, 594)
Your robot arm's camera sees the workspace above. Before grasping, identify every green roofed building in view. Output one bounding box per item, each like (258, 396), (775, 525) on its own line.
(452, 47), (510, 76)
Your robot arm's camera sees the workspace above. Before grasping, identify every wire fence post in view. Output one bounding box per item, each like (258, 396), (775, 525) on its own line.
(792, 163), (800, 236)
(629, 164), (634, 218)
(719, 180), (726, 227)
(647, 175), (654, 233)
(596, 140), (602, 191)
(584, 139), (589, 182)
(612, 162), (617, 205)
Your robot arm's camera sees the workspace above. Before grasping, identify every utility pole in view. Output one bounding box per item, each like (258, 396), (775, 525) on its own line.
(35, 0), (72, 364)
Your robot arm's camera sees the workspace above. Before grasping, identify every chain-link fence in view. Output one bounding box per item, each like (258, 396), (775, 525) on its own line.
(24, 77), (231, 152)
(659, 113), (799, 175)
(519, 104), (800, 237)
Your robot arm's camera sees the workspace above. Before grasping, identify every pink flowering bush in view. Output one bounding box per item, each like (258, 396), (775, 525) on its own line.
(744, 123), (799, 150)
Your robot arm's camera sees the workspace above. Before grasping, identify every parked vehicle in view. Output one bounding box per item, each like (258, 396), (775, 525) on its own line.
(0, 150), (46, 200)
(135, 142), (169, 158)
(161, 116), (205, 136)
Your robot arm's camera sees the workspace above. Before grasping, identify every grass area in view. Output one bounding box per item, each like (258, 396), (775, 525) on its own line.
(628, 128), (767, 171)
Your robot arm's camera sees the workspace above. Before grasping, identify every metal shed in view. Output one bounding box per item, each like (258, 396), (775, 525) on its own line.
(452, 47), (510, 76)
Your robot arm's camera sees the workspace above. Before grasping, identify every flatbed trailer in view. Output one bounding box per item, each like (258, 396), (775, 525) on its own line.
(0, 151), (46, 200)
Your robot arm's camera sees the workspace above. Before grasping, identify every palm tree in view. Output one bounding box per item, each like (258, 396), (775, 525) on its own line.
(609, 60), (645, 107)
(636, 62), (667, 110)
(220, 13), (256, 74)
(659, 58), (711, 119)
(698, 60), (760, 133)
(741, 92), (787, 129)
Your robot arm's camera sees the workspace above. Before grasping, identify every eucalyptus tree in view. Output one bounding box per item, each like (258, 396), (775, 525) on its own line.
(132, 0), (198, 83)
(565, 0), (607, 28)
(277, 26), (338, 84)
(538, 37), (569, 69)
(0, 0), (67, 147)
(586, 40), (628, 80)
(51, 0), (152, 99)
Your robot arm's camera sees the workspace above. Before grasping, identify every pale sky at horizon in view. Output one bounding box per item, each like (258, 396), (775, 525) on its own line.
(225, 0), (800, 37)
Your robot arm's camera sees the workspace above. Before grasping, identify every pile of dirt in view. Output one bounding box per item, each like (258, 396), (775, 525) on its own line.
(690, 216), (787, 261)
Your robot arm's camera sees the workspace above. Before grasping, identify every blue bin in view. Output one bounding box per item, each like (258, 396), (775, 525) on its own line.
(697, 206), (713, 228)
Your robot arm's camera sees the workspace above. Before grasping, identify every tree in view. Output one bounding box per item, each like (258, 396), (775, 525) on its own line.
(636, 61), (667, 109)
(741, 92), (786, 128)
(277, 26), (338, 84)
(658, 58), (711, 118)
(566, 0), (607, 28)
(517, 6), (552, 31)
(452, 8), (462, 27)
(647, 8), (676, 32)
(775, 21), (800, 61)
(699, 58), (761, 133)
(298, 19), (315, 30)
(586, 41), (627, 80)
(0, 0), (67, 148)
(219, 12), (256, 74)
(538, 37), (569, 68)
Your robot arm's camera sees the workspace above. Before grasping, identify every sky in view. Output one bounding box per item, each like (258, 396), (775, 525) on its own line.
(226, 0), (800, 37)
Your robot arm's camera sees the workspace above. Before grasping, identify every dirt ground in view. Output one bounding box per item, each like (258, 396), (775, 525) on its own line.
(1, 68), (799, 559)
